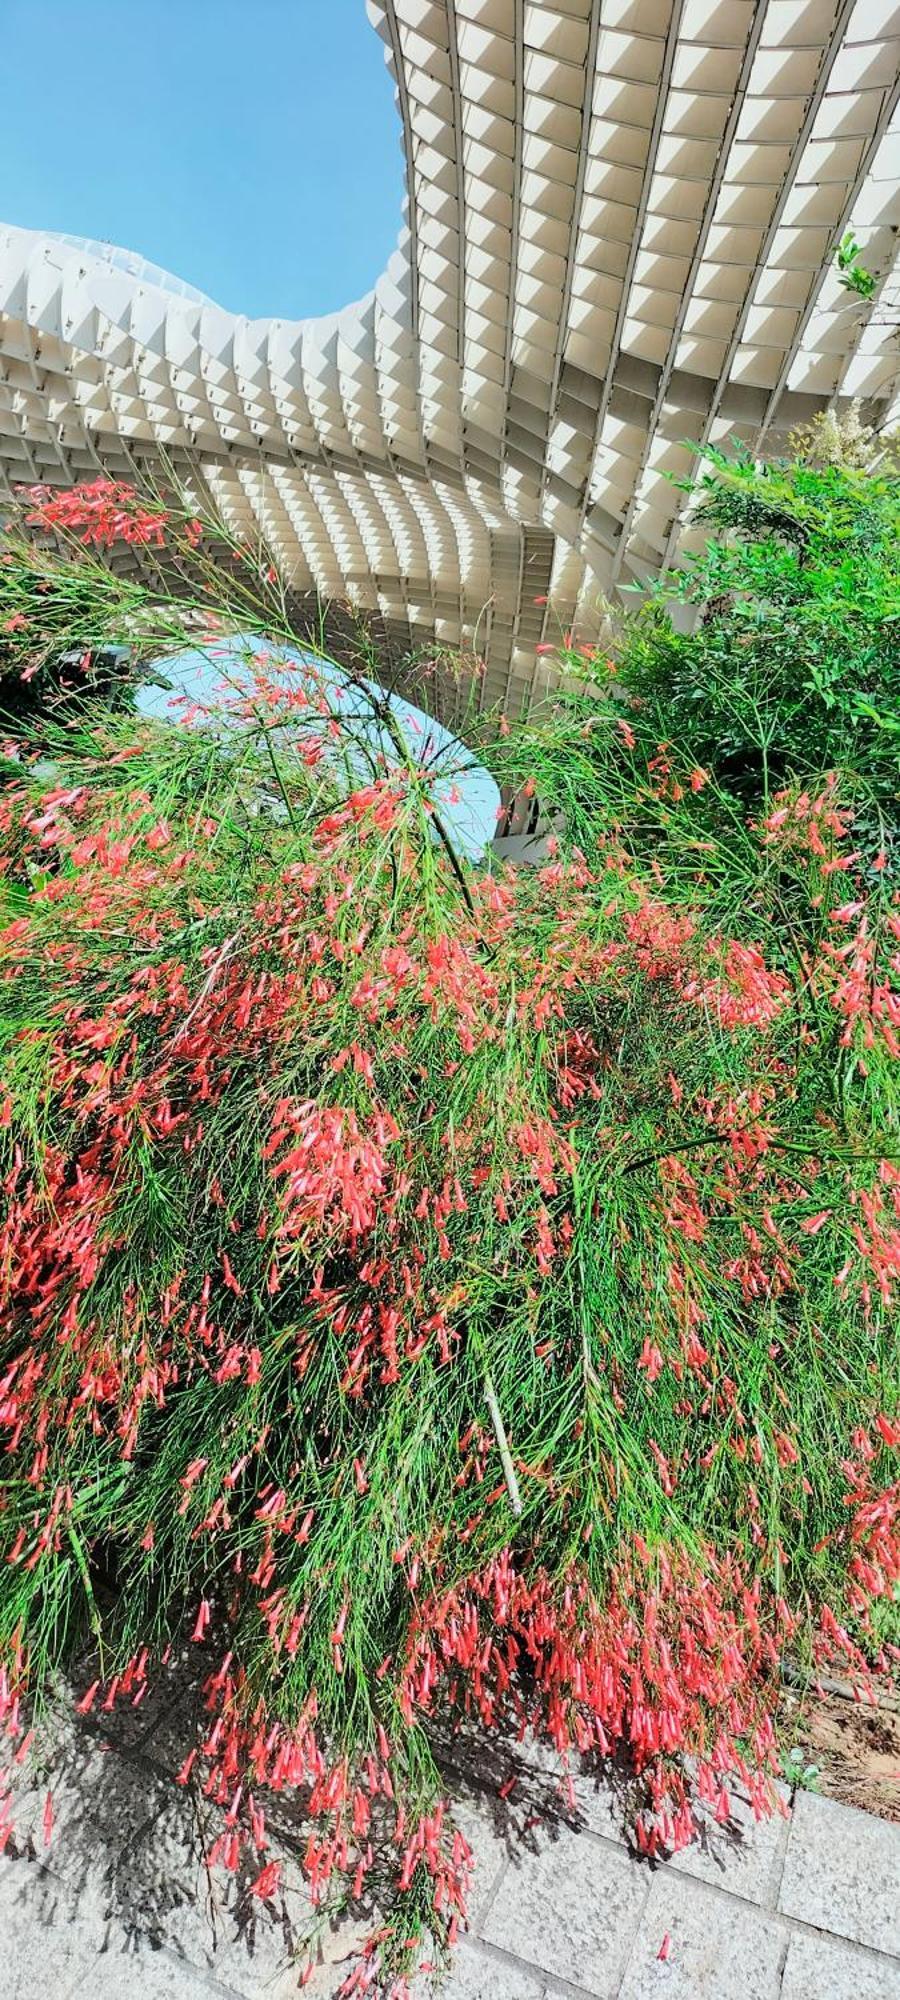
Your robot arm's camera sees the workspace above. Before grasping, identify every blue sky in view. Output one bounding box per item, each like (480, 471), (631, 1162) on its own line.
(1, 0), (404, 318)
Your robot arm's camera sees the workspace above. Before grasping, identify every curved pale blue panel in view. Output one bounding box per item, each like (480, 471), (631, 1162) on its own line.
(136, 633), (501, 863)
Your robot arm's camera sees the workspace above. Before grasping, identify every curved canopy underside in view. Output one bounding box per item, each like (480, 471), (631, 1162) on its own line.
(2, 0), (900, 709)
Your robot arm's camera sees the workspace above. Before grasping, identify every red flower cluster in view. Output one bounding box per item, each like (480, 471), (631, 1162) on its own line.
(19, 479), (201, 552)
(400, 1541), (791, 1851)
(0, 705), (897, 1993)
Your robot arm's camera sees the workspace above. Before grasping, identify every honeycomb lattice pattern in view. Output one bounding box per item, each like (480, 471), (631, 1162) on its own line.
(2, 0), (900, 706)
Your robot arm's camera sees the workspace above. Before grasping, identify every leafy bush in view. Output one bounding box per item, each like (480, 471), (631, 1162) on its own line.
(835, 231), (878, 301)
(573, 446), (900, 814)
(0, 480), (897, 1995)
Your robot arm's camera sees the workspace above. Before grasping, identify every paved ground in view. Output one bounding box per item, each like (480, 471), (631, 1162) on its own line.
(2, 1676), (898, 2000)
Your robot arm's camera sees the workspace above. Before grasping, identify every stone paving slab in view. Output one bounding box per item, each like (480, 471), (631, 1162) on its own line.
(411, 1941), (546, 2000)
(115, 1787), (244, 1973)
(0, 1858), (99, 2000)
(779, 1931), (900, 2000)
(616, 1872), (785, 2000)
(666, 1785), (790, 1908)
(446, 1794), (511, 1929)
(67, 1940), (242, 2000)
(480, 1822), (650, 1996)
(4, 1697), (900, 2000)
(503, 1729), (632, 1850)
(7, 1724), (171, 1894)
(777, 1788), (900, 1958)
(217, 1904), (369, 2000)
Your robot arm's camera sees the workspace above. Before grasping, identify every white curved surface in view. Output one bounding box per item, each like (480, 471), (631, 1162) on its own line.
(2, 1), (900, 710)
(136, 632), (502, 860)
(39, 234), (213, 306)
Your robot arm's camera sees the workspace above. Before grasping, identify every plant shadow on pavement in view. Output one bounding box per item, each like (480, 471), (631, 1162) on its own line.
(2, 1666), (780, 1993)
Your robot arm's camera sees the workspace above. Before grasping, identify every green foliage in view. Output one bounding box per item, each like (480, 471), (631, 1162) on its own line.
(1, 468), (899, 1990)
(611, 446), (900, 811)
(836, 231), (878, 300)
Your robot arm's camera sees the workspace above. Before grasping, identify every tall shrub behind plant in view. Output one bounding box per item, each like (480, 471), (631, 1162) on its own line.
(521, 444), (900, 824)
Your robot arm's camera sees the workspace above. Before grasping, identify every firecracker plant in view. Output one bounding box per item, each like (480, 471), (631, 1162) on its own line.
(0, 466), (898, 1992)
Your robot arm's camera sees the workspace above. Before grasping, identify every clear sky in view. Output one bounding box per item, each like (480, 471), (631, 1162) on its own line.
(0, 0), (405, 319)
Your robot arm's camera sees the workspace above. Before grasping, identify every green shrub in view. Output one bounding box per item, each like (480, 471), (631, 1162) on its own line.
(605, 446), (900, 813)
(0, 476), (897, 1997)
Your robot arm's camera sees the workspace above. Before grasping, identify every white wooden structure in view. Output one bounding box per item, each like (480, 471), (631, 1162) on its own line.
(2, 1), (899, 706)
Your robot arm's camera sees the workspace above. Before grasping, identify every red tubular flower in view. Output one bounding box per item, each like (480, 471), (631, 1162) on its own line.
(0, 672), (895, 1987)
(250, 1859), (281, 1900)
(23, 479), (171, 549)
(192, 1599), (212, 1643)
